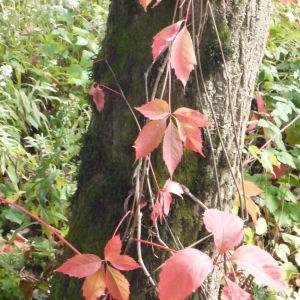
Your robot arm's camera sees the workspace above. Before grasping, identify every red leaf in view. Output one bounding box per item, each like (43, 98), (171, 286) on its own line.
(150, 199), (163, 225)
(89, 83), (105, 113)
(272, 164), (288, 179)
(221, 277), (251, 300)
(82, 265), (106, 300)
(163, 179), (183, 198)
(227, 245), (286, 291)
(163, 121), (183, 177)
(162, 179), (184, 215)
(256, 94), (267, 113)
(106, 265), (129, 300)
(134, 99), (170, 120)
(203, 209), (244, 254)
(55, 254), (102, 278)
(158, 248), (214, 300)
(162, 190), (172, 215)
(280, 0), (297, 4)
(184, 135), (204, 157)
(104, 234), (122, 262)
(110, 255), (140, 271)
(173, 107), (209, 127)
(247, 113), (259, 131)
(139, 0), (152, 11)
(176, 120), (205, 156)
(152, 21), (184, 61)
(170, 25), (197, 87)
(133, 119), (167, 160)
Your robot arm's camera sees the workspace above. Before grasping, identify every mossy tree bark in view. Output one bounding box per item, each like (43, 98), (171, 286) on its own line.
(51, 0), (272, 299)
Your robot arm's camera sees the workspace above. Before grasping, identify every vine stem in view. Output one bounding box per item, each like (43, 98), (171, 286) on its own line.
(0, 196), (81, 255)
(112, 210), (132, 238)
(133, 238), (177, 253)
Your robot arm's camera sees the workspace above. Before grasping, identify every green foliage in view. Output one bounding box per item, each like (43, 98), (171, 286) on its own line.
(243, 1), (300, 297)
(0, 0), (108, 297)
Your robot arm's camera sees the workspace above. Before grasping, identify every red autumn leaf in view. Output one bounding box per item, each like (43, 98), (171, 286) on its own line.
(82, 265), (106, 300)
(203, 209), (244, 254)
(55, 254), (102, 278)
(227, 245), (287, 291)
(162, 179), (183, 215)
(221, 277), (251, 300)
(133, 118), (167, 160)
(152, 21), (184, 61)
(280, 0), (297, 4)
(161, 190), (172, 215)
(110, 255), (140, 271)
(248, 95), (269, 132)
(158, 248), (214, 300)
(89, 83), (105, 113)
(273, 163), (288, 179)
(256, 94), (267, 113)
(106, 265), (130, 300)
(151, 199), (163, 225)
(163, 121), (183, 177)
(184, 135), (205, 156)
(0, 238), (15, 253)
(163, 179), (183, 198)
(175, 120), (205, 156)
(104, 235), (140, 271)
(238, 180), (264, 197)
(170, 25), (197, 87)
(247, 113), (259, 131)
(173, 107), (209, 127)
(234, 181), (264, 224)
(104, 234), (122, 262)
(134, 99), (170, 120)
(139, 0), (152, 11)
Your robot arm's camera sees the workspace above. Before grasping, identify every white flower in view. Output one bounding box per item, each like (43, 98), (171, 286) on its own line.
(0, 81), (6, 87)
(50, 60), (57, 65)
(52, 5), (67, 15)
(2, 10), (9, 21)
(286, 12), (295, 23)
(66, 0), (79, 9)
(0, 64), (13, 77)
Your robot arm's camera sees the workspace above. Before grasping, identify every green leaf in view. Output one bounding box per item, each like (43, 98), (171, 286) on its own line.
(279, 175), (300, 188)
(286, 123), (300, 145)
(282, 233), (300, 248)
(7, 167), (19, 193)
(278, 184), (296, 202)
(274, 209), (291, 227)
(260, 152), (274, 174)
(263, 193), (280, 213)
(40, 43), (58, 56)
(67, 64), (83, 77)
(276, 152), (296, 168)
(26, 114), (39, 129)
(80, 50), (95, 67)
(287, 203), (300, 222)
(1, 207), (24, 224)
(275, 244), (290, 263)
(76, 37), (88, 46)
(281, 261), (299, 281)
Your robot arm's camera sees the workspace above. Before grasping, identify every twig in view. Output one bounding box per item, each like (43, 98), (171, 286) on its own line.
(181, 185), (208, 210)
(0, 196), (81, 255)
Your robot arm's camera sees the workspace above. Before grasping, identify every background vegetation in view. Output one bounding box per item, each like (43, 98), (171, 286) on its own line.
(0, 0), (299, 299)
(0, 0), (108, 298)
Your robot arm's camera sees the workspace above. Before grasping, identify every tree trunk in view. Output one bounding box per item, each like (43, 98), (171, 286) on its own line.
(50, 0), (272, 299)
